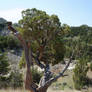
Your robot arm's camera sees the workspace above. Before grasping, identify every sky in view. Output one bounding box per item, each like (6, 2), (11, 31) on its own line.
(0, 0), (92, 26)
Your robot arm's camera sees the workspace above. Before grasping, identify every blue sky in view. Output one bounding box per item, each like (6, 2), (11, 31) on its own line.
(0, 0), (92, 26)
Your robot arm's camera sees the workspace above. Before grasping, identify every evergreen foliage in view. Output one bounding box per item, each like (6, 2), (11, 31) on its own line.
(73, 58), (89, 90)
(18, 8), (67, 65)
(0, 52), (10, 88)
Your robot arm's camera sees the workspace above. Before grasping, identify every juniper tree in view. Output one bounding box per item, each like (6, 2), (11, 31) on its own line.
(7, 8), (73, 92)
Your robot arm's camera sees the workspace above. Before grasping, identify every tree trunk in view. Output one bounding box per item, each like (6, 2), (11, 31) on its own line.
(25, 68), (32, 90)
(7, 23), (74, 92)
(37, 88), (48, 92)
(28, 86), (48, 92)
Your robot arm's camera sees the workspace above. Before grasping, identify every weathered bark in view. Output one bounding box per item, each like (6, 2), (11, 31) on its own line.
(39, 64), (52, 86)
(7, 22), (74, 92)
(37, 87), (48, 92)
(7, 22), (37, 92)
(41, 52), (74, 88)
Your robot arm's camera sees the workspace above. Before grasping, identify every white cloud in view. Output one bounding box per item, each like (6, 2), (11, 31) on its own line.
(0, 8), (24, 23)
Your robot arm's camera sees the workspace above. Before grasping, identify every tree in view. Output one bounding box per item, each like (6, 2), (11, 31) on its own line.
(0, 52), (10, 76)
(73, 58), (89, 90)
(0, 35), (21, 51)
(18, 8), (67, 65)
(7, 8), (73, 92)
(0, 18), (7, 31)
(0, 52), (10, 88)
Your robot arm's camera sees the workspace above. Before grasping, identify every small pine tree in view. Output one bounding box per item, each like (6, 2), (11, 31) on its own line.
(0, 52), (10, 88)
(73, 58), (89, 90)
(0, 52), (10, 76)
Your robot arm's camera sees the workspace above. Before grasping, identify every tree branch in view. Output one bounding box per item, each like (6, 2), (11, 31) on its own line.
(7, 22), (38, 91)
(31, 38), (47, 69)
(7, 22), (27, 48)
(39, 51), (74, 89)
(32, 53), (45, 69)
(38, 38), (47, 60)
(39, 64), (53, 87)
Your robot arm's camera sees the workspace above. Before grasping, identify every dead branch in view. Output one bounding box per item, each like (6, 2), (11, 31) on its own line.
(38, 51), (74, 89)
(7, 22), (37, 92)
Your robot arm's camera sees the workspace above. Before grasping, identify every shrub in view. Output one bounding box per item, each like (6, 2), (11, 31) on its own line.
(0, 76), (10, 88)
(9, 70), (23, 88)
(31, 67), (43, 84)
(73, 58), (89, 90)
(0, 52), (10, 88)
(19, 51), (26, 69)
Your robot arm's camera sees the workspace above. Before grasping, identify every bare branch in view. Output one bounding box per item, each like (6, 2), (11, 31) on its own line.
(7, 22), (27, 48)
(39, 64), (53, 87)
(39, 51), (74, 88)
(7, 23), (31, 67)
(7, 23), (38, 91)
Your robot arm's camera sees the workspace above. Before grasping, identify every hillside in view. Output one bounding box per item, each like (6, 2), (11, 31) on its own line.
(0, 17), (92, 91)
(0, 18), (10, 36)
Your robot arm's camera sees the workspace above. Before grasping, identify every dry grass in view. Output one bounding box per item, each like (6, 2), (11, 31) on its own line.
(0, 89), (28, 92)
(1, 70), (92, 92)
(0, 88), (81, 92)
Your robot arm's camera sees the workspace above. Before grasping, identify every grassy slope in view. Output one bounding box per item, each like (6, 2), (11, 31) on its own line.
(1, 68), (92, 92)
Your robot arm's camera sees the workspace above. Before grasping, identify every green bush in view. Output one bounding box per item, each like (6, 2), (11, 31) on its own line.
(9, 70), (23, 88)
(0, 52), (11, 88)
(31, 67), (43, 84)
(0, 70), (23, 89)
(19, 51), (26, 69)
(0, 76), (10, 88)
(73, 58), (89, 90)
(0, 52), (10, 75)
(0, 36), (21, 51)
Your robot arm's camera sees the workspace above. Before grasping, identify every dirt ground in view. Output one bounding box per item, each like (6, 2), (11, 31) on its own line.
(0, 66), (92, 92)
(0, 89), (81, 92)
(47, 88), (81, 92)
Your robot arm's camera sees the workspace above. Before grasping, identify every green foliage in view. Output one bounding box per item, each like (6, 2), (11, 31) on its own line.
(19, 52), (42, 84)
(62, 24), (71, 35)
(19, 51), (26, 69)
(0, 18), (7, 31)
(63, 25), (92, 60)
(0, 76), (10, 88)
(0, 36), (21, 51)
(0, 52), (23, 89)
(0, 52), (10, 88)
(0, 70), (23, 89)
(19, 8), (61, 41)
(90, 63), (92, 71)
(31, 67), (43, 84)
(7, 36), (21, 49)
(18, 8), (66, 65)
(0, 52), (10, 76)
(52, 36), (65, 65)
(73, 58), (89, 90)
(9, 70), (23, 88)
